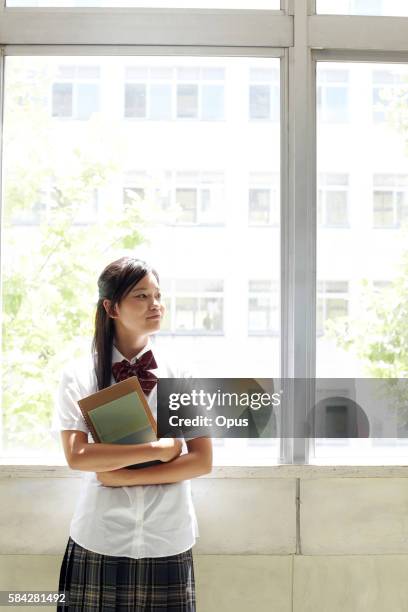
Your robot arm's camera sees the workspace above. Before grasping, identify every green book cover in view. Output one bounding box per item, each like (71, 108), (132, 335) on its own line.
(88, 390), (156, 445)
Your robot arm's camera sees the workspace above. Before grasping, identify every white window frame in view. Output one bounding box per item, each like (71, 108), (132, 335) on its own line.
(1, 0), (408, 465)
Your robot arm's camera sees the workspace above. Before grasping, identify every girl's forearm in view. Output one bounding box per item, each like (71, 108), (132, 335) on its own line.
(70, 440), (161, 472)
(97, 451), (212, 486)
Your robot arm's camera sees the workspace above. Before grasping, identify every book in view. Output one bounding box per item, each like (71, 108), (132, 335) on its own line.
(77, 376), (162, 470)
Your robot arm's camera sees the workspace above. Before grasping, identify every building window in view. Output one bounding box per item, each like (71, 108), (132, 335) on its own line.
(249, 67), (279, 121)
(317, 69), (350, 123)
(373, 174), (408, 228)
(372, 69), (405, 123)
(373, 280), (393, 292)
(124, 65), (225, 121)
(317, 281), (349, 336)
(123, 186), (145, 208)
(52, 65), (100, 120)
(248, 172), (280, 226)
(317, 173), (349, 227)
(160, 279), (224, 334)
(124, 83), (146, 119)
(248, 280), (279, 335)
(123, 170), (225, 225)
(11, 187), (99, 225)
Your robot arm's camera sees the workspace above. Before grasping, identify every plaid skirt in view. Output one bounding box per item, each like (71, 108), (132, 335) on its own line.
(57, 537), (196, 611)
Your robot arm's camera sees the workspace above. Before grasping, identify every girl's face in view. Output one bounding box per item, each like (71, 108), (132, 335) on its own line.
(106, 271), (165, 336)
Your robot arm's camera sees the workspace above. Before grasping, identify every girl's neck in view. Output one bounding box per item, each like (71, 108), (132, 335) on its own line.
(113, 332), (149, 362)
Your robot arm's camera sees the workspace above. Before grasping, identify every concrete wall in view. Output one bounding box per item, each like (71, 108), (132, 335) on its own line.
(2, 465), (408, 612)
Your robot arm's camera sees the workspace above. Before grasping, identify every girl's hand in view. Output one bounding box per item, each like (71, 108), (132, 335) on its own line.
(152, 438), (183, 462)
(96, 470), (124, 487)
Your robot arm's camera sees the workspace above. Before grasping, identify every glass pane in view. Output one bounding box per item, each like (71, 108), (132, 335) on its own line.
(249, 85), (270, 120)
(76, 83), (99, 120)
(317, 0), (408, 15)
(2, 55), (280, 466)
(124, 84), (146, 118)
(373, 191), (394, 226)
(316, 61), (408, 463)
(7, 0), (279, 7)
(175, 188), (197, 223)
(325, 191), (348, 226)
(150, 84), (172, 120)
(177, 84), (198, 119)
(201, 85), (224, 121)
(52, 83), (72, 117)
(249, 188), (271, 224)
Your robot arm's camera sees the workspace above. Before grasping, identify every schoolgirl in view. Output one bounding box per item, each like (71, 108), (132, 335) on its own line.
(52, 256), (212, 611)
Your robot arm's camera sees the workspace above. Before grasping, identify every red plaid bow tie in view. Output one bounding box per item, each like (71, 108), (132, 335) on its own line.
(112, 349), (158, 395)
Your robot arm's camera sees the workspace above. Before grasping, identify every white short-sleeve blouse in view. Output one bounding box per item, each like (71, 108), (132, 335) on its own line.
(51, 336), (199, 559)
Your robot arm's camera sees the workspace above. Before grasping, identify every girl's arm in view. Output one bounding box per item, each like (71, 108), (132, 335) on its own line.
(96, 437), (212, 486)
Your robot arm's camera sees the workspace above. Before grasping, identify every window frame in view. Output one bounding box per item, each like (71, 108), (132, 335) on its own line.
(2, 0), (408, 466)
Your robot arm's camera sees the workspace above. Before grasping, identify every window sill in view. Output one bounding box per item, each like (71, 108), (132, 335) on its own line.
(1, 463), (408, 479)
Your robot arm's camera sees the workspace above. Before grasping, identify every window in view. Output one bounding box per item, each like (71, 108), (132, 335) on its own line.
(124, 83), (146, 119)
(316, 62), (408, 402)
(317, 281), (349, 336)
(317, 173), (349, 227)
(161, 279), (224, 334)
(317, 69), (350, 123)
(51, 65), (100, 120)
(249, 68), (280, 121)
(11, 187), (99, 226)
(248, 280), (279, 335)
(373, 70), (406, 123)
(373, 174), (408, 228)
(4, 55), (281, 463)
(122, 170), (225, 225)
(124, 65), (225, 121)
(248, 173), (280, 226)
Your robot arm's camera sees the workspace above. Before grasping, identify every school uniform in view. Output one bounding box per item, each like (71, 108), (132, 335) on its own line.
(51, 336), (199, 611)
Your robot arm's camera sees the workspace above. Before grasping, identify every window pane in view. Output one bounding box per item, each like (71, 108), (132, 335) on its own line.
(201, 85), (224, 121)
(2, 55), (280, 466)
(150, 84), (172, 120)
(317, 0), (408, 16)
(373, 191), (394, 226)
(7, 0), (279, 6)
(325, 191), (348, 226)
(76, 83), (99, 120)
(177, 84), (198, 119)
(52, 83), (72, 117)
(248, 280), (279, 334)
(249, 188), (271, 223)
(175, 188), (197, 223)
(249, 85), (270, 120)
(316, 61), (408, 463)
(124, 84), (146, 118)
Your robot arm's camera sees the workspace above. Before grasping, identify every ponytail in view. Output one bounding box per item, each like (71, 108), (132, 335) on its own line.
(92, 300), (115, 391)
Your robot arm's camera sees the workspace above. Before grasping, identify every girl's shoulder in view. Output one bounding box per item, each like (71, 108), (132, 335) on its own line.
(61, 352), (98, 394)
(152, 341), (194, 379)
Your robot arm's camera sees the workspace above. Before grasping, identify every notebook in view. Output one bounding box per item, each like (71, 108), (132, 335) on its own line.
(77, 376), (162, 470)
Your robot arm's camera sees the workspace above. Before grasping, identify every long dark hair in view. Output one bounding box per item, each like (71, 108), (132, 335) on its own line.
(91, 256), (159, 391)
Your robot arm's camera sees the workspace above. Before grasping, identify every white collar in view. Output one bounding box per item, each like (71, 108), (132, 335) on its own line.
(112, 336), (153, 365)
